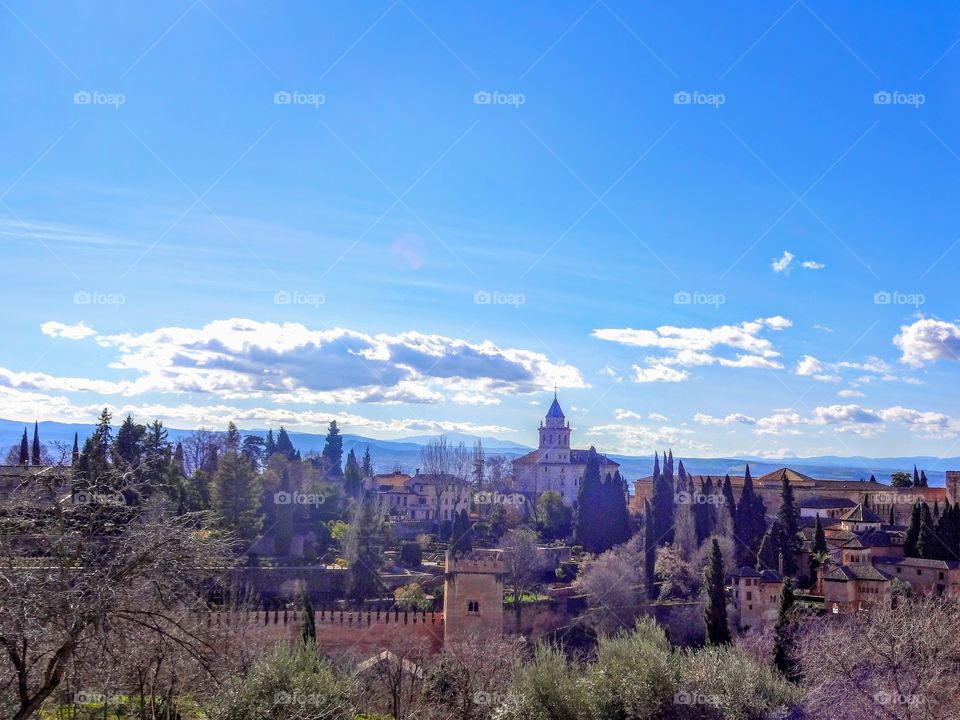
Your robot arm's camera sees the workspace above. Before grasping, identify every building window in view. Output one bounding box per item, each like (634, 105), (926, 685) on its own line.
(467, 601), (480, 613)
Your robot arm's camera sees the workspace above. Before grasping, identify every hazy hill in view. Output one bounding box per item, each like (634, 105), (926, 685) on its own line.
(1, 418), (956, 486)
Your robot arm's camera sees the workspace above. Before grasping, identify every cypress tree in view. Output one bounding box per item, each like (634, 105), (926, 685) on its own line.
(917, 503), (938, 559)
(348, 498), (386, 605)
(210, 441), (263, 541)
(914, 465), (921, 488)
(575, 448), (605, 553)
(450, 508), (473, 557)
(889, 505), (895, 526)
(300, 588), (316, 645)
(344, 448), (362, 498)
(607, 469), (631, 548)
(775, 471), (800, 575)
(644, 499), (657, 599)
(674, 461), (697, 557)
(71, 432), (79, 467)
(869, 474), (876, 483)
(810, 515), (828, 579)
(704, 538), (730, 645)
(735, 465), (766, 567)
(904, 502), (922, 558)
(275, 427), (296, 460)
(694, 477), (712, 545)
(321, 420), (344, 477)
(265, 429), (277, 456)
(31, 421), (41, 465)
(651, 452), (675, 546)
(720, 474), (737, 535)
(919, 470), (929, 488)
(772, 580), (798, 681)
(361, 445), (373, 478)
(18, 429), (28, 465)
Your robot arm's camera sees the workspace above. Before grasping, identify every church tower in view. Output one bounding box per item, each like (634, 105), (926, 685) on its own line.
(538, 392), (571, 463)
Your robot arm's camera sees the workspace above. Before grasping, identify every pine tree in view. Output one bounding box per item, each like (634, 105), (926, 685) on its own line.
(265, 429), (277, 457)
(704, 538), (730, 645)
(348, 498), (386, 605)
(112, 414), (146, 472)
(31, 421), (41, 465)
(211, 442), (263, 542)
(275, 427), (296, 461)
(344, 448), (362, 498)
(18, 429), (28, 465)
(317, 421), (341, 477)
(361, 445), (373, 478)
(904, 502), (922, 558)
(775, 471), (800, 575)
(300, 588), (316, 645)
(772, 580), (798, 681)
(810, 515), (828, 579)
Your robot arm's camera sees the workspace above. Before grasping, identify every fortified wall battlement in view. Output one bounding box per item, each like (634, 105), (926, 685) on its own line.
(206, 608), (444, 654)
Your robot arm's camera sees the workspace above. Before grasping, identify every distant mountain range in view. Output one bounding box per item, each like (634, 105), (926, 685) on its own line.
(2, 418), (957, 487)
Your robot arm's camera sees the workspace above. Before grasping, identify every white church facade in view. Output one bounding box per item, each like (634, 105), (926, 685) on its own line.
(511, 394), (620, 506)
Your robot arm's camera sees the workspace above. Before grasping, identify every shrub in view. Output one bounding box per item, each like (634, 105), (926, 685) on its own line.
(399, 541), (423, 567)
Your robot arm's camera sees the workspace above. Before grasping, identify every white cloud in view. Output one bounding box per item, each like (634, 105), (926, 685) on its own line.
(755, 411), (807, 436)
(838, 389), (865, 398)
(794, 355), (840, 382)
(40, 321), (96, 340)
(772, 251), (794, 273)
(813, 324), (834, 333)
(632, 364), (688, 383)
(61, 318), (586, 404)
(594, 317), (791, 382)
(586, 422), (703, 456)
(614, 409), (643, 420)
(801, 261), (825, 270)
(648, 413), (668, 422)
(694, 412), (757, 426)
(893, 318), (960, 367)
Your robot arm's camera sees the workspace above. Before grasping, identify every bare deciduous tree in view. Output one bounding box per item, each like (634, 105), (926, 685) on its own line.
(501, 529), (540, 624)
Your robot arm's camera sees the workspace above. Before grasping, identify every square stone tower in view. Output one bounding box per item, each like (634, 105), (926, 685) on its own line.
(443, 549), (504, 645)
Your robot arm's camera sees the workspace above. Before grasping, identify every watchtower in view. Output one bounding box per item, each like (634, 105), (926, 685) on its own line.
(443, 549), (504, 645)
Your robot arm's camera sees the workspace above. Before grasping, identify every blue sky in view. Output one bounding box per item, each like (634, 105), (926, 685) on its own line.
(1, 1), (959, 460)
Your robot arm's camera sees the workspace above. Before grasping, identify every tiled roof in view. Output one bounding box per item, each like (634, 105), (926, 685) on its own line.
(824, 564), (893, 582)
(513, 449), (619, 467)
(838, 504), (883, 524)
(875, 557), (960, 570)
(799, 497), (858, 509)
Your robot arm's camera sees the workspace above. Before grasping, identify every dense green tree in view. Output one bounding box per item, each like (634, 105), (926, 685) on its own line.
(644, 499), (657, 599)
(914, 465), (922, 487)
(264, 428), (277, 456)
(142, 420), (169, 485)
(650, 452), (674, 547)
(891, 471), (912, 488)
(919, 469), (929, 488)
(772, 580), (798, 681)
(112, 414), (146, 471)
(321, 420), (344, 477)
(537, 490), (573, 541)
(917, 502), (938, 559)
(704, 538), (731, 645)
(343, 448), (362, 498)
(756, 520), (786, 572)
(77, 409), (114, 483)
(275, 427), (296, 460)
(210, 436), (263, 542)
(575, 447), (605, 553)
(347, 498), (386, 604)
(71, 432), (79, 467)
(241, 434), (266, 469)
(735, 465), (767, 567)
(605, 470), (632, 548)
(694, 476), (713, 545)
(30, 422), (40, 466)
(450, 508), (473, 557)
(673, 461), (697, 557)
(721, 474), (737, 532)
